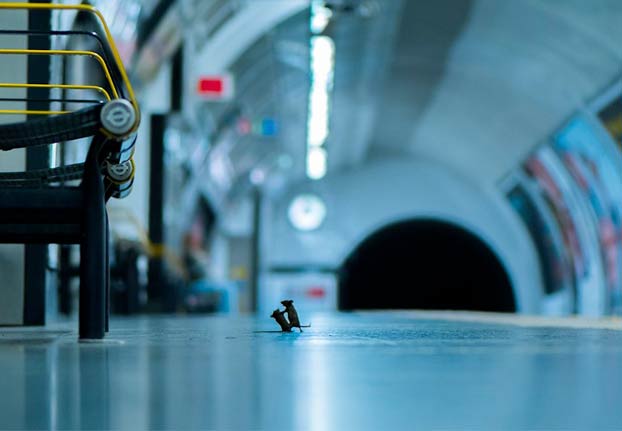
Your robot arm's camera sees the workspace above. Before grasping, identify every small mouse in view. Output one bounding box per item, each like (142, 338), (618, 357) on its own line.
(270, 308), (292, 332)
(280, 300), (310, 332)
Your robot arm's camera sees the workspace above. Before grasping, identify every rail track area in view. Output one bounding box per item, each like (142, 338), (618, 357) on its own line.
(0, 311), (621, 430)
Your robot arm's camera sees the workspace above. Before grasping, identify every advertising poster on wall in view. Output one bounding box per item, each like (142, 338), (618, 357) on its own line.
(523, 154), (586, 291)
(553, 116), (622, 313)
(507, 183), (572, 297)
(521, 147), (608, 315)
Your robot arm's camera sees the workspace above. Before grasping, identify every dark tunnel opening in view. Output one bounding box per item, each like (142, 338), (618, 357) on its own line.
(338, 219), (516, 312)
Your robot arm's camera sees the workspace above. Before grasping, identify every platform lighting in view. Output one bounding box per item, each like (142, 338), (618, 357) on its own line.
(306, 2), (335, 181)
(250, 168), (266, 185)
(307, 146), (327, 180)
(310, 2), (332, 34)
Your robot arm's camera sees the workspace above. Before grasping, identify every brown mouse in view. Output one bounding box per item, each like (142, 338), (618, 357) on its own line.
(280, 300), (310, 332)
(270, 308), (292, 332)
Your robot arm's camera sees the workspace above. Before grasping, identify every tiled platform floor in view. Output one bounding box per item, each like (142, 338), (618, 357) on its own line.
(1, 311), (621, 430)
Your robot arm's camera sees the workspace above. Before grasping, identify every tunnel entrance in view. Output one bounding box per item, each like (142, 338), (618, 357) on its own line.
(338, 219), (515, 312)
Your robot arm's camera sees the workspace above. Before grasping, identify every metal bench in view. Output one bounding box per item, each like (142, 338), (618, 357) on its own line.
(0, 3), (140, 339)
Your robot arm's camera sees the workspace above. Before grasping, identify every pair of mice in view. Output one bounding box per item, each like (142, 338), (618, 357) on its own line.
(270, 300), (310, 332)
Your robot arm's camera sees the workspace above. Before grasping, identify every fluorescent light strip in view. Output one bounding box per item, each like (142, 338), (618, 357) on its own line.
(306, 31), (334, 180)
(310, 2), (332, 34)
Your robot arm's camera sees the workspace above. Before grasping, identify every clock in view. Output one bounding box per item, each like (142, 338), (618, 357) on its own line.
(288, 194), (327, 231)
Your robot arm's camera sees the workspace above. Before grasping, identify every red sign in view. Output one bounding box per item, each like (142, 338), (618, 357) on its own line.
(306, 286), (326, 298)
(196, 74), (234, 101)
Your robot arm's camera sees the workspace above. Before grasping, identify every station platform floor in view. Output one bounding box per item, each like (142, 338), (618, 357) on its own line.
(1, 311), (621, 430)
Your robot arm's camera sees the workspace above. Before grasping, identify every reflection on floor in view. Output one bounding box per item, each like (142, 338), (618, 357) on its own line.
(1, 312), (621, 430)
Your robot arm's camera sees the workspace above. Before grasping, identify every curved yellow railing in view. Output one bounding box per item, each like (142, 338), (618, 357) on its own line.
(0, 83), (112, 101)
(0, 2), (140, 131)
(0, 109), (70, 115)
(0, 83), (111, 116)
(0, 49), (119, 98)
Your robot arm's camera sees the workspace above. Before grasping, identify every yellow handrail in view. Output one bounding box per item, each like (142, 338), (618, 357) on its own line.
(0, 109), (70, 115)
(0, 3), (140, 131)
(0, 49), (119, 99)
(0, 83), (111, 101)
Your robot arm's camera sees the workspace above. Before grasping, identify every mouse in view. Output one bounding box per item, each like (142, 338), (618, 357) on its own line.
(270, 308), (292, 332)
(280, 300), (310, 332)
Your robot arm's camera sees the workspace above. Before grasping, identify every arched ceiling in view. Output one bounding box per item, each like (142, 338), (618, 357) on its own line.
(194, 0), (622, 199)
(347, 0), (622, 183)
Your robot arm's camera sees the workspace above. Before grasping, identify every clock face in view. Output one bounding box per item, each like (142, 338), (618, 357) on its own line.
(288, 194), (327, 231)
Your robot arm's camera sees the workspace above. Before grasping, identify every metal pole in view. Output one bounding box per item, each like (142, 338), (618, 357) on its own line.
(23, 0), (51, 326)
(249, 187), (262, 312)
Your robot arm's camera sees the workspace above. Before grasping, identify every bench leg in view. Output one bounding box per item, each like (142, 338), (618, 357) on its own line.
(79, 153), (106, 340)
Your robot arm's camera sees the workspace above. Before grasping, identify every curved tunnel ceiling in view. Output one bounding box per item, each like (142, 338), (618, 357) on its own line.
(411, 0), (622, 182)
(194, 0), (621, 200)
(328, 0), (622, 182)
